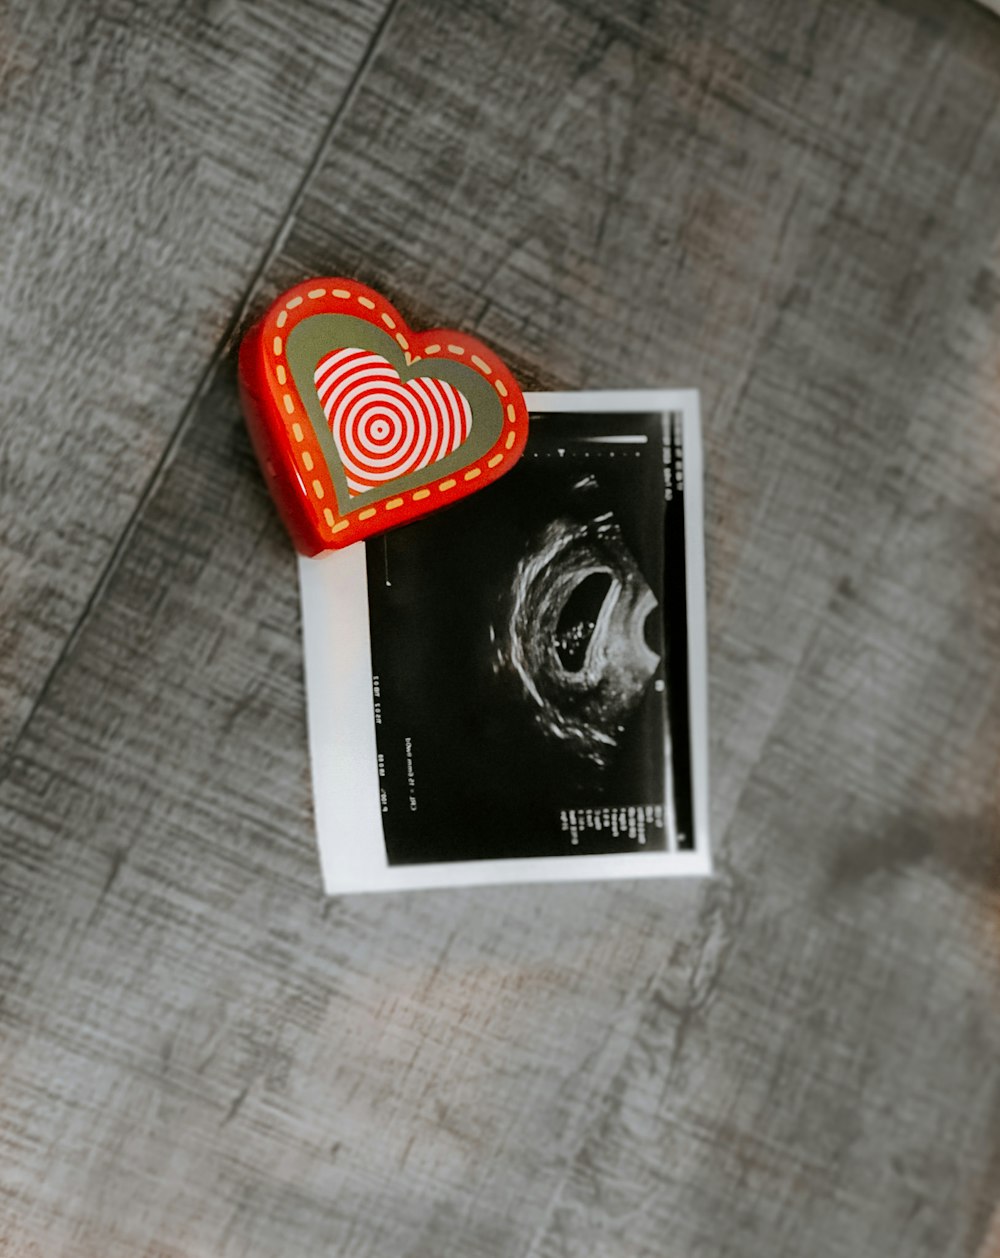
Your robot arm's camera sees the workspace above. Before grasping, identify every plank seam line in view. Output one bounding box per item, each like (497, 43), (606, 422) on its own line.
(0, 0), (406, 782)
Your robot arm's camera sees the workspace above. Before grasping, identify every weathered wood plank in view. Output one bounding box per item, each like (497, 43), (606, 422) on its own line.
(2, 0), (1000, 1255)
(0, 0), (393, 757)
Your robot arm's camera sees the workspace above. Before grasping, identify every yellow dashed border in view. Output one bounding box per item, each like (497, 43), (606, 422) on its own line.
(268, 283), (524, 541)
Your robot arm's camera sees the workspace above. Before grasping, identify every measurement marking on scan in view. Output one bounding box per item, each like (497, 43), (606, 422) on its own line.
(577, 435), (649, 443)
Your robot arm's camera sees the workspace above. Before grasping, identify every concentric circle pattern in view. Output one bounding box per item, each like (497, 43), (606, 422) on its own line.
(314, 348), (472, 495)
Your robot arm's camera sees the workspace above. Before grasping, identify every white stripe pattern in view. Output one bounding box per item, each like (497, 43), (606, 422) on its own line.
(314, 348), (472, 495)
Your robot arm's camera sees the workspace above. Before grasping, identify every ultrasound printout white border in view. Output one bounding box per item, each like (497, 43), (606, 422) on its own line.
(299, 389), (711, 893)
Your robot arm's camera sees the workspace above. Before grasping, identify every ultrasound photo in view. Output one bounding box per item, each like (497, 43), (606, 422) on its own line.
(364, 408), (695, 866)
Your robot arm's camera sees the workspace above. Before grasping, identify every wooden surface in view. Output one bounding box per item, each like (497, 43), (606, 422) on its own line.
(2, 0), (1000, 1254)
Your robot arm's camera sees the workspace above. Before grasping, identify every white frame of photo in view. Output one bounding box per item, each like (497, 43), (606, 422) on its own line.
(299, 389), (711, 893)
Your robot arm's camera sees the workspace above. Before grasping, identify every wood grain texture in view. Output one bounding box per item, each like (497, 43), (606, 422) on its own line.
(0, 0), (392, 757)
(2, 0), (1000, 1255)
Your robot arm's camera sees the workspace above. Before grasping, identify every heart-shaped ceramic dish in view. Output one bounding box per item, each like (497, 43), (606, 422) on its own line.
(239, 279), (530, 554)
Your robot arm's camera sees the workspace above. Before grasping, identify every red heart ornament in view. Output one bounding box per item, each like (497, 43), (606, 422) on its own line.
(238, 279), (530, 555)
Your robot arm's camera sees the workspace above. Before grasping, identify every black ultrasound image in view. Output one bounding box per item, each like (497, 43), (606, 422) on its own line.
(365, 410), (693, 865)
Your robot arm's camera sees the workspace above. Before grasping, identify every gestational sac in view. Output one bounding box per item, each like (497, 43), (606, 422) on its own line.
(492, 507), (662, 767)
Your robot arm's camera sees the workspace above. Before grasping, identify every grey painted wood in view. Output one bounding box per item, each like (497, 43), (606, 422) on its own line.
(0, 0), (392, 756)
(3, 0), (1000, 1255)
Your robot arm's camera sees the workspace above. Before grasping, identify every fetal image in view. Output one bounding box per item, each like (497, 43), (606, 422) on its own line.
(364, 409), (693, 865)
(493, 496), (661, 769)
